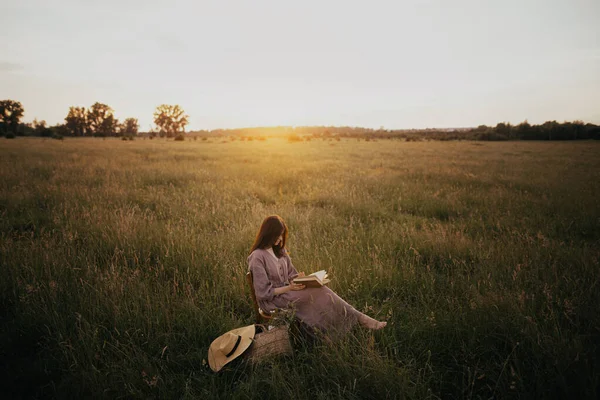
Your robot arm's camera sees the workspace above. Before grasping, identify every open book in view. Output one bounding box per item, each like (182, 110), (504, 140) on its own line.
(292, 270), (330, 288)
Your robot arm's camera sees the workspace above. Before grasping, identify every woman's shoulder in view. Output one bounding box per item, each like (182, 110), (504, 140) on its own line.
(247, 248), (266, 263)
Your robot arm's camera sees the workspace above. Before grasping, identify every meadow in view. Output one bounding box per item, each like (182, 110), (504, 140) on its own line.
(1, 137), (599, 399)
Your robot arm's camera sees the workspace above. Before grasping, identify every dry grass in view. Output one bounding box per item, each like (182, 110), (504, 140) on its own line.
(1, 137), (599, 399)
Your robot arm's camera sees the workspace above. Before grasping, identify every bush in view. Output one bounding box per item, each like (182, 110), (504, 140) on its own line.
(287, 134), (303, 143)
(6, 133), (16, 139)
(477, 132), (508, 141)
(121, 136), (128, 141)
(174, 134), (185, 141)
(52, 134), (64, 140)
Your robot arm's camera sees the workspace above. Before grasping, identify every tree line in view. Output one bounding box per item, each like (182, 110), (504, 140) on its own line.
(2, 98), (599, 140)
(191, 121), (600, 141)
(0, 100), (188, 138)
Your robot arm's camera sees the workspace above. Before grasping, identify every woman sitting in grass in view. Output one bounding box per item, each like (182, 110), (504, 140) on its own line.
(248, 215), (386, 335)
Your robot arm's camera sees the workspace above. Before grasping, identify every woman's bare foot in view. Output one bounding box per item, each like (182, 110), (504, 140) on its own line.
(358, 313), (387, 330)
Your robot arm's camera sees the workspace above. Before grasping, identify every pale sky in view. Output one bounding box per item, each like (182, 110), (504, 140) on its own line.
(1, 0), (599, 130)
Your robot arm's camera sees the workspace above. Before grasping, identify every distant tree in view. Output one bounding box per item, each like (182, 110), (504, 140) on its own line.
(540, 120), (560, 140)
(495, 122), (512, 139)
(0, 100), (25, 136)
(32, 118), (46, 131)
(153, 104), (189, 137)
(120, 118), (139, 136)
(571, 120), (585, 140)
(88, 102), (119, 136)
(14, 121), (35, 136)
(51, 123), (68, 138)
(32, 119), (52, 137)
(585, 123), (600, 140)
(65, 106), (89, 136)
(515, 120), (532, 139)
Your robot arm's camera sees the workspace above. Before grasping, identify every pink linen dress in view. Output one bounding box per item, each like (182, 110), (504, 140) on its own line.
(248, 248), (360, 334)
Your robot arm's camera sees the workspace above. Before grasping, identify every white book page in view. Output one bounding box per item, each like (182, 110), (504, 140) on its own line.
(309, 270), (327, 282)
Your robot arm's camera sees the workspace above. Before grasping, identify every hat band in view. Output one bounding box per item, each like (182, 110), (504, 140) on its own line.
(225, 335), (242, 357)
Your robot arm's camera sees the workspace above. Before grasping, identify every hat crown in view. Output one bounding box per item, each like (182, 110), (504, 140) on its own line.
(219, 332), (239, 355)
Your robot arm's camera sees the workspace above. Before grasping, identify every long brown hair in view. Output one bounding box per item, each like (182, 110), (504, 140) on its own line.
(250, 215), (288, 258)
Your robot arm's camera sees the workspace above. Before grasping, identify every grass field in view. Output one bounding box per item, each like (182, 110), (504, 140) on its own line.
(1, 137), (599, 399)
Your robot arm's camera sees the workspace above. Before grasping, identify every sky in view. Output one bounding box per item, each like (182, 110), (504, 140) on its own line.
(1, 0), (599, 130)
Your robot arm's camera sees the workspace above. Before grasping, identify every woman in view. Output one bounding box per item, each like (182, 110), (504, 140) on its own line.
(247, 215), (386, 336)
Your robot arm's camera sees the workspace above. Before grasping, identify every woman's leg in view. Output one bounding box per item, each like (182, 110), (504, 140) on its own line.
(315, 287), (387, 330)
(277, 286), (386, 332)
(357, 313), (387, 330)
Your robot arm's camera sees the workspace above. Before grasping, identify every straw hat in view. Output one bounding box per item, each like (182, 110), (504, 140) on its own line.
(208, 325), (256, 372)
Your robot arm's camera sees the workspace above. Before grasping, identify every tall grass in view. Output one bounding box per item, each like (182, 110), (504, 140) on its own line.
(1, 138), (599, 399)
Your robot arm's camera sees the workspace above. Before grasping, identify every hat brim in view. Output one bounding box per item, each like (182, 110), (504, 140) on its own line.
(208, 325), (256, 372)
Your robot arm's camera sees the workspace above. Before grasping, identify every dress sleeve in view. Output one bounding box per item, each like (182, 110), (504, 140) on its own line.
(248, 253), (274, 302)
(286, 254), (299, 280)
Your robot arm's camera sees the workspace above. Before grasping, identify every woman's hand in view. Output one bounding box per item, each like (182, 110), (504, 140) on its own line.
(297, 272), (306, 278)
(287, 282), (305, 291)
(274, 283), (305, 295)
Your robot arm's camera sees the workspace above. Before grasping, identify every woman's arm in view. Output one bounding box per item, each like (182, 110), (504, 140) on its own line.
(280, 254), (306, 293)
(249, 254), (275, 302)
(285, 254), (304, 280)
(273, 282), (305, 295)
(250, 254), (305, 299)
